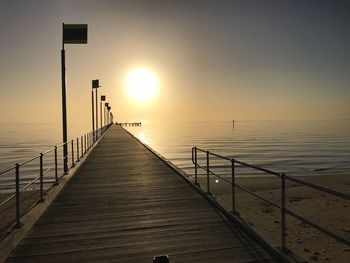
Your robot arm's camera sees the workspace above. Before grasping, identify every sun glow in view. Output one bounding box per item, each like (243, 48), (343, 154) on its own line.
(125, 68), (159, 102)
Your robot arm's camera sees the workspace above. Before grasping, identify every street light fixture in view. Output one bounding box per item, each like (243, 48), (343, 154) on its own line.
(61, 23), (87, 173)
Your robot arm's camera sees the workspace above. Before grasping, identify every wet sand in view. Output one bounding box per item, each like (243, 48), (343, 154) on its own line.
(203, 174), (350, 263)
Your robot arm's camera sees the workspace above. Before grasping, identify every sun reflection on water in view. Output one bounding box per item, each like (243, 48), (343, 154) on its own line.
(138, 132), (147, 143)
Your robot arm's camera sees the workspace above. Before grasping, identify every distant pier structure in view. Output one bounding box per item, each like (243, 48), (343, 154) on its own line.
(117, 121), (142, 127)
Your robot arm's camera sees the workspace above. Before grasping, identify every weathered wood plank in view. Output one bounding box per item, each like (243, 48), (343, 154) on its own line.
(6, 126), (276, 262)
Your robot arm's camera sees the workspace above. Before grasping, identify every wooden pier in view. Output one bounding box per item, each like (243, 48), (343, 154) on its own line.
(5, 126), (277, 262)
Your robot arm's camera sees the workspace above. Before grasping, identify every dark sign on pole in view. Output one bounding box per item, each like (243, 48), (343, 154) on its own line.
(92, 79), (100, 89)
(63, 24), (88, 44)
(101, 95), (106, 101)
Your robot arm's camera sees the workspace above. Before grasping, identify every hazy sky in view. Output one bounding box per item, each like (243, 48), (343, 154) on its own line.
(1, 0), (349, 125)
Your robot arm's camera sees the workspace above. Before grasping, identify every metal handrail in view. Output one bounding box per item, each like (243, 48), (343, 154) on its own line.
(285, 174), (350, 200)
(18, 155), (40, 166)
(234, 159), (281, 177)
(191, 146), (350, 251)
(0, 166), (15, 176)
(0, 123), (113, 234)
(20, 176), (41, 192)
(0, 194), (15, 207)
(42, 147), (56, 155)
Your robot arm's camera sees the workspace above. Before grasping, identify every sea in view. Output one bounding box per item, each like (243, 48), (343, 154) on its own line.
(0, 120), (350, 192)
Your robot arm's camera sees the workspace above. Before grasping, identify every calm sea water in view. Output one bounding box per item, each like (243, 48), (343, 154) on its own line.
(125, 120), (350, 177)
(0, 120), (349, 191)
(0, 122), (90, 192)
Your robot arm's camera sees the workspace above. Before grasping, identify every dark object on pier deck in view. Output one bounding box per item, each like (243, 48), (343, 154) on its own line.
(5, 126), (278, 262)
(153, 255), (169, 263)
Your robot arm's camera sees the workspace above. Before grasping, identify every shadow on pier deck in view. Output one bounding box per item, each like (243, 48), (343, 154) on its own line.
(5, 126), (279, 263)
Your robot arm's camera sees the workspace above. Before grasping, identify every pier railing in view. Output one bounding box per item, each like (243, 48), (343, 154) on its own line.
(191, 147), (350, 252)
(0, 124), (112, 238)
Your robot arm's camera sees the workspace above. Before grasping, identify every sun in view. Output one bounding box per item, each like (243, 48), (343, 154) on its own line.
(125, 68), (159, 102)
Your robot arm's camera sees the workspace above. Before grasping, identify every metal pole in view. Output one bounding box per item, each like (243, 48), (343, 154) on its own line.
(231, 159), (236, 214)
(281, 173), (286, 251)
(104, 106), (106, 127)
(54, 146), (58, 184)
(95, 88), (98, 140)
(206, 151), (210, 194)
(15, 163), (20, 228)
(61, 37), (68, 174)
(100, 101), (102, 130)
(83, 134), (85, 154)
(92, 89), (95, 142)
(39, 153), (44, 202)
(81, 136), (83, 157)
(71, 139), (74, 167)
(84, 134), (87, 153)
(77, 138), (80, 162)
(88, 132), (91, 148)
(194, 147), (198, 185)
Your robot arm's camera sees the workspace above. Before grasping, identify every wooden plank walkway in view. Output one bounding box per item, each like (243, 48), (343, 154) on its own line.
(6, 126), (276, 263)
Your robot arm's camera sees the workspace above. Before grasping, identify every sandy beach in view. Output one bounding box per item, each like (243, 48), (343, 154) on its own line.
(198, 174), (350, 263)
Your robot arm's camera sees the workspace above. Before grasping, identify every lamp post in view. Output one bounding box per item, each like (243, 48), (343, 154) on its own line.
(105, 102), (109, 126)
(107, 106), (111, 124)
(91, 88), (94, 140)
(61, 23), (87, 173)
(101, 95), (106, 128)
(92, 79), (100, 140)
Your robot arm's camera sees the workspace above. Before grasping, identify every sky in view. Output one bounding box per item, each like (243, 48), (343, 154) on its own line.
(0, 0), (349, 125)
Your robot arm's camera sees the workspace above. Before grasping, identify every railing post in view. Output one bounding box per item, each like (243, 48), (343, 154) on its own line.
(39, 153), (44, 202)
(54, 146), (58, 184)
(206, 151), (210, 194)
(231, 159), (236, 214)
(81, 136), (83, 158)
(71, 139), (75, 167)
(84, 134), (87, 154)
(15, 163), (20, 228)
(87, 133), (90, 149)
(194, 147), (198, 185)
(281, 173), (286, 251)
(77, 138), (80, 162)
(89, 132), (91, 148)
